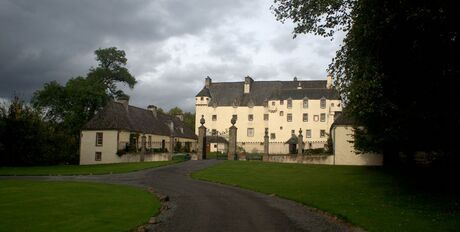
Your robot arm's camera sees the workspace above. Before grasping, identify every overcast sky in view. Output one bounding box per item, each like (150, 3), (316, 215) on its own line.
(0, 0), (343, 112)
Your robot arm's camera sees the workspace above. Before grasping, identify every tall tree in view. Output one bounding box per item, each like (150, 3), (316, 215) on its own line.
(272, 0), (460, 165)
(88, 47), (137, 98)
(32, 47), (137, 164)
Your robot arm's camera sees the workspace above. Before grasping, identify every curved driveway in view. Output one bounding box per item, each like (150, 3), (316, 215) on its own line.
(3, 160), (356, 232)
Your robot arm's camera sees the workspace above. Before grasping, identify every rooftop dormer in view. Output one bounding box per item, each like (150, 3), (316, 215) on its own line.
(244, 76), (253, 94)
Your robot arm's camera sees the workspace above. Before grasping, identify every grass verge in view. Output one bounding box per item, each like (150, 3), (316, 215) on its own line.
(0, 160), (181, 176)
(0, 180), (159, 232)
(192, 161), (460, 232)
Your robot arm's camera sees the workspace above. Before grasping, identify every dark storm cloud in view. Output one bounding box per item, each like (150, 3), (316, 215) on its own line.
(0, 0), (248, 99)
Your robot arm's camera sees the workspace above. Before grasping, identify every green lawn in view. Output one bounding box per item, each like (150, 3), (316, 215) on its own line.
(0, 160), (181, 176)
(192, 161), (460, 232)
(0, 180), (160, 232)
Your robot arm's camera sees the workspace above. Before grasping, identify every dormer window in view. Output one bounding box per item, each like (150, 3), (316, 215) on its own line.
(303, 97), (309, 108)
(280, 100), (284, 105)
(320, 97), (326, 109)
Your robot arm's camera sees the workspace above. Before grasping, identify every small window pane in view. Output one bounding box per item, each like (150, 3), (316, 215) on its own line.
(96, 132), (103, 146)
(320, 98), (326, 109)
(306, 130), (312, 138)
(95, 152), (102, 161)
(303, 113), (308, 122)
(247, 128), (254, 137)
(287, 113), (292, 122)
(303, 99), (308, 108)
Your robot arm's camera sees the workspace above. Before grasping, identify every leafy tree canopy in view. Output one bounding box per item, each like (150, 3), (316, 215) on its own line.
(88, 47), (137, 98)
(273, 0), (459, 165)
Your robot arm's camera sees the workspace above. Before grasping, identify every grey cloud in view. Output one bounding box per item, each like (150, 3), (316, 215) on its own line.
(0, 0), (249, 99)
(270, 33), (299, 53)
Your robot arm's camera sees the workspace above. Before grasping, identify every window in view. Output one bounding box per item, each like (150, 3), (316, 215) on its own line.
(247, 128), (254, 137)
(280, 100), (284, 105)
(303, 98), (309, 108)
(331, 103), (335, 107)
(320, 113), (326, 122)
(248, 114), (254, 121)
(96, 132), (103, 146)
(291, 130), (295, 134)
(264, 114), (269, 121)
(280, 111), (284, 116)
(212, 115), (217, 121)
(263, 100), (268, 107)
(200, 97), (204, 100)
(314, 115), (319, 122)
(271, 101), (275, 106)
(287, 99), (292, 108)
(232, 114), (237, 120)
(320, 97), (326, 109)
(280, 126), (283, 130)
(320, 130), (326, 138)
(214, 144), (217, 148)
(287, 113), (292, 122)
(270, 133), (276, 139)
(306, 129), (312, 138)
(303, 113), (308, 122)
(212, 129), (217, 136)
(148, 136), (152, 147)
(95, 152), (102, 161)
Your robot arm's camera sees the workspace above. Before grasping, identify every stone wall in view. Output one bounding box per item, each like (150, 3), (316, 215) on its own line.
(266, 154), (333, 165)
(120, 153), (172, 162)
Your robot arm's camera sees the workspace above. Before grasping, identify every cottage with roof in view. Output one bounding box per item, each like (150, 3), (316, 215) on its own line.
(330, 113), (383, 165)
(80, 96), (197, 165)
(195, 75), (342, 154)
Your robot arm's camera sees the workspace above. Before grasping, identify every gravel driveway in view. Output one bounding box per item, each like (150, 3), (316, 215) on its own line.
(1, 160), (358, 232)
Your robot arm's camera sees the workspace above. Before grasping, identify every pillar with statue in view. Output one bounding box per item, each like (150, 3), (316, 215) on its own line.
(197, 115), (207, 160)
(228, 116), (237, 160)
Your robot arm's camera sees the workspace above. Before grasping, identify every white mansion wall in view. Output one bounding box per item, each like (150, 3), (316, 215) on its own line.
(196, 98), (341, 154)
(80, 130), (119, 165)
(332, 125), (383, 166)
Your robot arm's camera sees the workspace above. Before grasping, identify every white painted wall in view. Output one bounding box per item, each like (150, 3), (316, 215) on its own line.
(331, 125), (383, 166)
(196, 98), (342, 154)
(80, 130), (119, 165)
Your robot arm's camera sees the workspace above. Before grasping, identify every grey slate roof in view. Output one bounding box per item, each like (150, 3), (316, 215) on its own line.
(83, 101), (197, 140)
(206, 136), (229, 144)
(196, 80), (340, 106)
(331, 113), (354, 127)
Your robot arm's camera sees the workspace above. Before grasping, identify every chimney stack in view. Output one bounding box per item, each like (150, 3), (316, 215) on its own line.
(116, 95), (130, 110)
(147, 105), (158, 118)
(326, 74), (333, 89)
(175, 114), (184, 121)
(205, 76), (212, 88)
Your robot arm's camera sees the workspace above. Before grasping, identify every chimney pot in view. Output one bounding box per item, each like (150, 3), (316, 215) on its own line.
(116, 95), (130, 109)
(147, 105), (158, 118)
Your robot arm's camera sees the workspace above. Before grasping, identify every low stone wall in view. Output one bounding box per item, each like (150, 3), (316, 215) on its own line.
(121, 153), (172, 162)
(265, 154), (333, 165)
